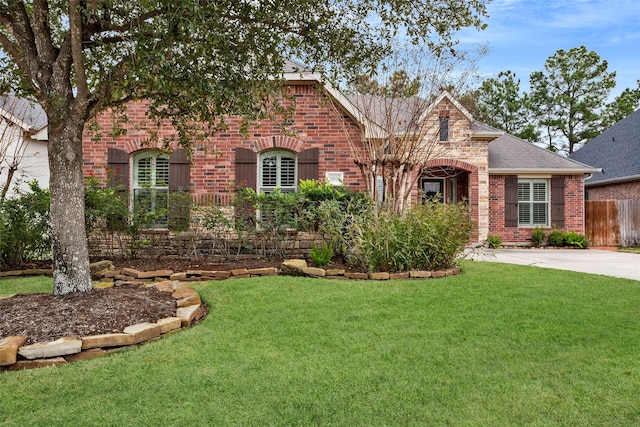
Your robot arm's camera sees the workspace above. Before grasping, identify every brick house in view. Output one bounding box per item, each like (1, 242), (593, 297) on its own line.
(81, 61), (598, 245)
(569, 108), (640, 201)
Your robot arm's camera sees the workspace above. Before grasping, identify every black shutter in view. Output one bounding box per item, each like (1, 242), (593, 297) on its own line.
(298, 147), (319, 182)
(107, 148), (129, 189)
(235, 147), (257, 189)
(169, 149), (190, 191)
(551, 176), (565, 228)
(505, 176), (518, 227)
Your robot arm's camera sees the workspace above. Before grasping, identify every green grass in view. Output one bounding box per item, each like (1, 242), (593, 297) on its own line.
(618, 246), (640, 254)
(2, 261), (640, 426)
(0, 275), (52, 296)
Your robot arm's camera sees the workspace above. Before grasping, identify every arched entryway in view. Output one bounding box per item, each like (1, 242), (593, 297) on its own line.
(420, 159), (481, 242)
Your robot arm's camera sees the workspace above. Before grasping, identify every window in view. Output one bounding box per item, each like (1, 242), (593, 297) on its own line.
(439, 110), (450, 142)
(421, 178), (444, 202)
(132, 151), (169, 227)
(518, 179), (549, 226)
(259, 150), (296, 193)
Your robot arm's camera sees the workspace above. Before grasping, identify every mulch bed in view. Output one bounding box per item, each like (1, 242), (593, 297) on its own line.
(0, 256), (352, 346)
(0, 285), (177, 345)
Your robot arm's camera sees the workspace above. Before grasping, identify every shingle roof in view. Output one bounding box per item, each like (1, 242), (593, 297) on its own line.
(489, 131), (598, 173)
(283, 58), (312, 74)
(347, 94), (427, 133)
(569, 108), (640, 185)
(0, 93), (47, 131)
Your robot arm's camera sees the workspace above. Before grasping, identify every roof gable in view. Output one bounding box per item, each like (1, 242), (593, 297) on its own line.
(569, 108), (640, 185)
(420, 91), (473, 123)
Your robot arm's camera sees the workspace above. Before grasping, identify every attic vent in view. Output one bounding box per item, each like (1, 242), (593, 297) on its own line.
(612, 136), (615, 142)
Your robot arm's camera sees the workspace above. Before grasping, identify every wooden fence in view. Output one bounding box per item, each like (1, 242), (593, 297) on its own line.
(585, 199), (640, 247)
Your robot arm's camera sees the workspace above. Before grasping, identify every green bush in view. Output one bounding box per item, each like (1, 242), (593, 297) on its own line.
(564, 231), (589, 249)
(309, 242), (333, 266)
(316, 194), (373, 263)
(297, 179), (366, 232)
(232, 186), (306, 258)
(167, 191), (192, 232)
(356, 202), (473, 273)
(548, 228), (565, 247)
(486, 235), (502, 248)
(200, 205), (233, 258)
(84, 176), (128, 233)
(0, 181), (51, 267)
(531, 227), (546, 247)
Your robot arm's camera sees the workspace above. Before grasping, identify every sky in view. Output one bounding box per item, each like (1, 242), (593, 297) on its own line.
(457, 0), (640, 98)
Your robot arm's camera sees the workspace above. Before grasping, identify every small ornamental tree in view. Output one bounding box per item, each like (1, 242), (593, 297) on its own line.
(340, 45), (484, 213)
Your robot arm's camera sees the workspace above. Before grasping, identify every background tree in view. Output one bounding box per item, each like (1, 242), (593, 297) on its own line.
(600, 81), (640, 129)
(353, 70), (421, 98)
(529, 46), (616, 154)
(474, 70), (539, 142)
(0, 0), (488, 295)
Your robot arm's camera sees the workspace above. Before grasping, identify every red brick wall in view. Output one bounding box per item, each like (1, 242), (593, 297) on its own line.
(83, 84), (365, 196)
(586, 180), (640, 201)
(489, 174), (585, 243)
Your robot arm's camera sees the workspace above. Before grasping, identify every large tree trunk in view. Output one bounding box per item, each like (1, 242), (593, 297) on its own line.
(48, 119), (92, 295)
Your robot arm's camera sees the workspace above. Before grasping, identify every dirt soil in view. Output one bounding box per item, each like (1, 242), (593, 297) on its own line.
(0, 285), (178, 345)
(0, 256), (350, 346)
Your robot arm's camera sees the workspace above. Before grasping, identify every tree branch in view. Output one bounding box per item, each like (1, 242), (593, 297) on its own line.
(69, 0), (90, 104)
(31, 0), (56, 64)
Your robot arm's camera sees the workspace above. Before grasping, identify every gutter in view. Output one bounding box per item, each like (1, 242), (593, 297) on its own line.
(584, 173), (640, 187)
(489, 167), (601, 175)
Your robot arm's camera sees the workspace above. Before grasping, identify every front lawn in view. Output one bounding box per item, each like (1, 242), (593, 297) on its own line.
(2, 261), (640, 426)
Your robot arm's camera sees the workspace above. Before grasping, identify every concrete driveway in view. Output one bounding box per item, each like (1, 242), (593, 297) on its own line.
(465, 248), (640, 281)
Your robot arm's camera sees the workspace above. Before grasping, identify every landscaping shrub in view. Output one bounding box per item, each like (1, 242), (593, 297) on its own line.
(167, 191), (192, 232)
(356, 202), (473, 273)
(232, 185), (306, 258)
(564, 231), (589, 248)
(309, 242), (333, 266)
(84, 176), (128, 233)
(545, 228), (589, 249)
(316, 194), (373, 263)
(548, 228), (565, 247)
(486, 234), (502, 248)
(297, 179), (363, 232)
(0, 181), (51, 267)
(200, 205), (233, 259)
(531, 226), (546, 247)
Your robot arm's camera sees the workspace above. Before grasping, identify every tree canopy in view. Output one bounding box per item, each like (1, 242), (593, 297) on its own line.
(474, 46), (640, 154)
(529, 46), (616, 154)
(0, 0), (489, 295)
(475, 70), (539, 142)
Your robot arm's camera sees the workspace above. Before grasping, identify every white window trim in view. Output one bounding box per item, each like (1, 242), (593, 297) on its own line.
(131, 151), (170, 227)
(258, 150), (297, 193)
(517, 178), (549, 227)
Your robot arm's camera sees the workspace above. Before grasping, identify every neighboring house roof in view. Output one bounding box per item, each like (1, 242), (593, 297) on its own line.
(0, 93), (47, 132)
(489, 130), (599, 174)
(569, 108), (640, 186)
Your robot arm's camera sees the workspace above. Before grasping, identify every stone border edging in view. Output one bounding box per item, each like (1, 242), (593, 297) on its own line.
(87, 259), (461, 284)
(0, 281), (204, 371)
(1, 259), (462, 282)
